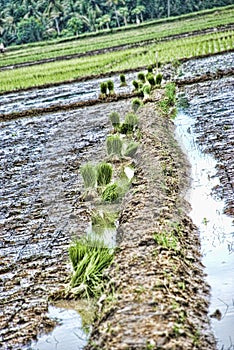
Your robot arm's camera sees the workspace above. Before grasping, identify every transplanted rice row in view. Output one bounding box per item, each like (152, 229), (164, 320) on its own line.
(0, 31), (233, 93)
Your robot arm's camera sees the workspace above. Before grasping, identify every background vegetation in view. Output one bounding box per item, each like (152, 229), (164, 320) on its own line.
(0, 0), (233, 46)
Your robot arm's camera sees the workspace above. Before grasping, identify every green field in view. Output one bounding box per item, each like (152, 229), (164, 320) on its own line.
(0, 5), (233, 93)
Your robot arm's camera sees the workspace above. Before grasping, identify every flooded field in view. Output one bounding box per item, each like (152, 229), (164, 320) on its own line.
(0, 73), (136, 116)
(0, 100), (131, 349)
(175, 53), (234, 349)
(0, 51), (233, 349)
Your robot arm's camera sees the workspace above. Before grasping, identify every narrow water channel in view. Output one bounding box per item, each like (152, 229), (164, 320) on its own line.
(175, 53), (234, 349)
(175, 111), (234, 350)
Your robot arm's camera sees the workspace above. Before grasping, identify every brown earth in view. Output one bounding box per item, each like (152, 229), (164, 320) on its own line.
(85, 90), (216, 349)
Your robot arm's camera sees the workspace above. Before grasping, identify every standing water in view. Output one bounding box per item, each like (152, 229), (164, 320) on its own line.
(175, 53), (234, 350)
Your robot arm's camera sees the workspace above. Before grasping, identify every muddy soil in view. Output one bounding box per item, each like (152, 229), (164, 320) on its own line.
(0, 101), (131, 349)
(85, 90), (215, 349)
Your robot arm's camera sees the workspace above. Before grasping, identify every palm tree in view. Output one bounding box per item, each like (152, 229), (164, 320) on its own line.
(106, 0), (125, 27)
(118, 7), (128, 26)
(44, 0), (64, 34)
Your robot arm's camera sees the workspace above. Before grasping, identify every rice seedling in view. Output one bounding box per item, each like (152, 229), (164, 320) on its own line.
(107, 80), (115, 95)
(106, 135), (123, 157)
(100, 81), (108, 97)
(96, 162), (113, 187)
(109, 111), (120, 131)
(132, 80), (140, 92)
(146, 73), (156, 87)
(119, 73), (127, 86)
(91, 210), (118, 229)
(124, 140), (139, 158)
(68, 236), (114, 298)
(120, 113), (139, 134)
(101, 183), (119, 203)
(80, 163), (97, 189)
(131, 97), (143, 112)
(137, 72), (146, 83)
(155, 73), (163, 85)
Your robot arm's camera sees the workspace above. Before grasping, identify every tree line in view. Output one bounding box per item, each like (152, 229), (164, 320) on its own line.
(0, 0), (232, 46)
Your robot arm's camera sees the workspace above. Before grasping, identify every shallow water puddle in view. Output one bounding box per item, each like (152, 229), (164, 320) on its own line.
(175, 110), (234, 350)
(25, 300), (93, 350)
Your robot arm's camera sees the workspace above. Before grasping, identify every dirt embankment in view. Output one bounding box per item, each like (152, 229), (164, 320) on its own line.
(85, 90), (216, 349)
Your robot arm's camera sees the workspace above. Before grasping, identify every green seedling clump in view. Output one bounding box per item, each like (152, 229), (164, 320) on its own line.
(121, 113), (139, 134)
(106, 135), (123, 157)
(109, 111), (120, 131)
(69, 237), (114, 298)
(96, 162), (113, 187)
(80, 163), (97, 188)
(102, 183), (120, 203)
(120, 74), (127, 86)
(131, 98), (142, 112)
(124, 141), (139, 158)
(156, 73), (163, 85)
(138, 72), (146, 83)
(107, 80), (115, 95)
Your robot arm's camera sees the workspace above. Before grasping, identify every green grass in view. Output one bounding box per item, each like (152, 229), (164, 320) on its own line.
(0, 30), (233, 93)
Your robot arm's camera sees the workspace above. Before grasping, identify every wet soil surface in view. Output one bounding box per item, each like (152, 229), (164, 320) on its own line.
(0, 101), (131, 349)
(0, 73), (137, 116)
(85, 90), (215, 349)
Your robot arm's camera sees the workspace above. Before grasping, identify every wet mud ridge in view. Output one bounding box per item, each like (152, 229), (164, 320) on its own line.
(85, 91), (215, 349)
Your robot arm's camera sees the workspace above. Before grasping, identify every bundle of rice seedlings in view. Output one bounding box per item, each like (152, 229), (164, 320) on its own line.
(106, 135), (123, 157)
(109, 111), (120, 131)
(100, 81), (108, 97)
(101, 183), (119, 203)
(107, 80), (115, 95)
(155, 73), (163, 85)
(120, 113), (139, 134)
(147, 73), (156, 87)
(131, 98), (142, 112)
(69, 237), (114, 298)
(124, 140), (139, 158)
(137, 72), (146, 83)
(96, 162), (113, 187)
(120, 74), (127, 86)
(80, 163), (96, 188)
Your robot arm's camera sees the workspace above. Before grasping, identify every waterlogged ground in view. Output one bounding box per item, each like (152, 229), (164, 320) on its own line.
(0, 51), (233, 350)
(0, 73), (136, 116)
(0, 100), (131, 349)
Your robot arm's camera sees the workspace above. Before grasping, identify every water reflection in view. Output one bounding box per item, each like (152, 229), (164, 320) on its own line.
(175, 110), (234, 350)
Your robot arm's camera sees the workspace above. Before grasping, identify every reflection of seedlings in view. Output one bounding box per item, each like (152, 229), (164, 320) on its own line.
(80, 163), (96, 189)
(68, 237), (114, 298)
(91, 210), (118, 230)
(96, 162), (113, 187)
(202, 217), (208, 225)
